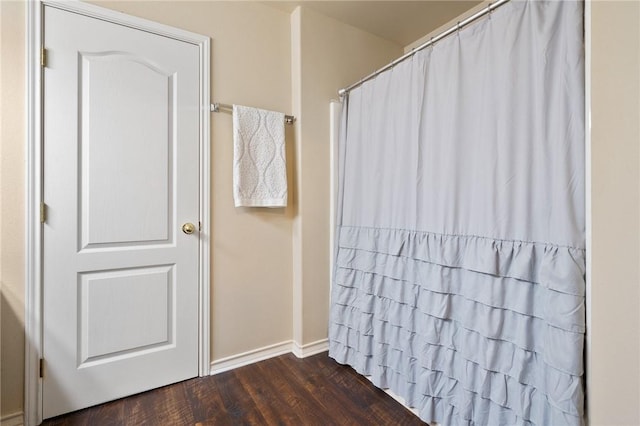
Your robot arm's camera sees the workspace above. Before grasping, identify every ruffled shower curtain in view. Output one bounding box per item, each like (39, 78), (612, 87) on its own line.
(328, 1), (585, 425)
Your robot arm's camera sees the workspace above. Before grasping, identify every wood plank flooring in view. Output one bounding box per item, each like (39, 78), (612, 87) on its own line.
(42, 352), (426, 425)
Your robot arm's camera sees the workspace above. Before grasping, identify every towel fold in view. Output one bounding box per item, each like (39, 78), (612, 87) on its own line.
(233, 105), (288, 207)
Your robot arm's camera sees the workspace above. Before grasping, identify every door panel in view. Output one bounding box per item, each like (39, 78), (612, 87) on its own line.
(80, 52), (175, 248)
(43, 6), (200, 418)
(78, 265), (174, 364)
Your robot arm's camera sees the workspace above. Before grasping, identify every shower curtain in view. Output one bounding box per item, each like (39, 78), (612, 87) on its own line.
(328, 1), (585, 425)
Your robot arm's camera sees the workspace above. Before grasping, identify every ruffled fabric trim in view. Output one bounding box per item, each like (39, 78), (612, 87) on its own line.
(339, 226), (586, 296)
(333, 268), (584, 374)
(329, 226), (585, 426)
(330, 321), (583, 416)
(330, 342), (581, 426)
(335, 248), (585, 334)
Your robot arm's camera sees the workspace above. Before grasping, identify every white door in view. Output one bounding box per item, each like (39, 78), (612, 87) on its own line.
(43, 5), (200, 418)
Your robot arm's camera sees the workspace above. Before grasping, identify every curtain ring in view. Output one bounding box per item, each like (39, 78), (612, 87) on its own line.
(457, 21), (461, 32)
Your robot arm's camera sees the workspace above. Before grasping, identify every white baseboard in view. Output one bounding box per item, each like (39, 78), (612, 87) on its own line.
(292, 338), (329, 358)
(209, 339), (329, 375)
(210, 341), (293, 375)
(0, 412), (24, 426)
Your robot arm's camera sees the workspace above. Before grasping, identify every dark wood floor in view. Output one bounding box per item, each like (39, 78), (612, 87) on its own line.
(42, 352), (425, 425)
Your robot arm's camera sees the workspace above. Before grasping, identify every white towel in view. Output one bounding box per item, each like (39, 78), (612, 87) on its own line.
(233, 105), (288, 207)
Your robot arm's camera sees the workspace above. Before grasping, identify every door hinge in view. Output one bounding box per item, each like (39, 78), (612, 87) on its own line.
(41, 47), (48, 68)
(199, 221), (202, 231)
(39, 358), (44, 378)
(40, 202), (47, 224)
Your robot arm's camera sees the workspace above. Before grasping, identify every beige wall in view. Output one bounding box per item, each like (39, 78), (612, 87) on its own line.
(589, 1), (640, 424)
(0, 0), (26, 418)
(291, 6), (401, 345)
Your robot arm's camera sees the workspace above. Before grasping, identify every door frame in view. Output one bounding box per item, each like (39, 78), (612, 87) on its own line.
(25, 2), (211, 424)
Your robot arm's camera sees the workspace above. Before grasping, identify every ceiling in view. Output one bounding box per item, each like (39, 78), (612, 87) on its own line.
(266, 1), (482, 47)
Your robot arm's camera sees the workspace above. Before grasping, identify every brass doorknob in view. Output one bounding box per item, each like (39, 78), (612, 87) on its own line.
(182, 223), (196, 234)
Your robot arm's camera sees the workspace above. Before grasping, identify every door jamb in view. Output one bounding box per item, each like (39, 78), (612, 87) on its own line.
(25, 2), (211, 425)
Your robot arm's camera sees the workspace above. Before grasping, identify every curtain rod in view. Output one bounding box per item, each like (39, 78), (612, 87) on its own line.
(211, 102), (296, 125)
(338, 0), (511, 97)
